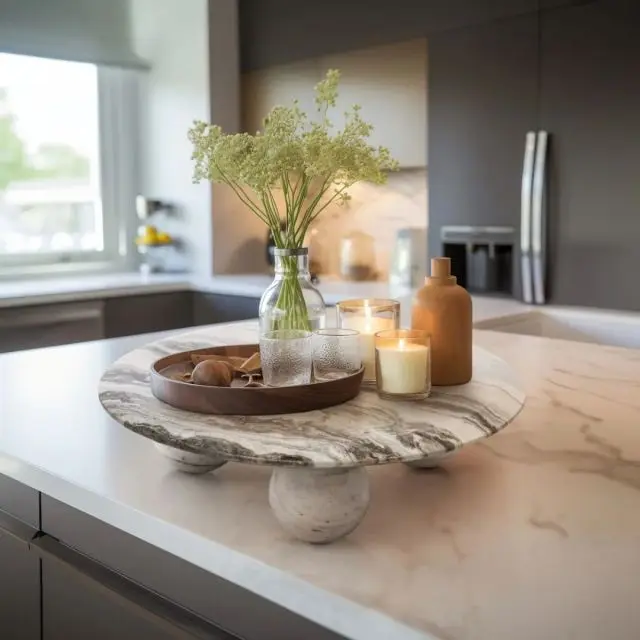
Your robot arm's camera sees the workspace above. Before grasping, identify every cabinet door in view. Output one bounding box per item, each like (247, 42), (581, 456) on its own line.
(540, 0), (640, 310)
(193, 293), (259, 325)
(104, 292), (194, 338)
(0, 511), (40, 640)
(427, 12), (538, 293)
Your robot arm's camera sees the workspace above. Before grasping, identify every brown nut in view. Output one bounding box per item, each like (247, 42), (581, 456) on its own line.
(191, 359), (233, 387)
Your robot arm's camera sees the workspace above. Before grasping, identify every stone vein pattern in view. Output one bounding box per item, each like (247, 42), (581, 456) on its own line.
(99, 323), (525, 468)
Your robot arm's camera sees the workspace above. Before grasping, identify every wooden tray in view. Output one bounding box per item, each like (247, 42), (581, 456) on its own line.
(150, 344), (364, 415)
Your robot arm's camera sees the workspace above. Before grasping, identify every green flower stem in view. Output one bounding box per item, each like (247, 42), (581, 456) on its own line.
(188, 69), (400, 303)
(271, 256), (311, 331)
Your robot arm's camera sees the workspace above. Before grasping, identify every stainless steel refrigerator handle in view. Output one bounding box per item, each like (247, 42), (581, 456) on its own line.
(532, 131), (548, 304)
(520, 132), (536, 304)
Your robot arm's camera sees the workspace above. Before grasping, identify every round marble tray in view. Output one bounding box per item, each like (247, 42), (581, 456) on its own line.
(99, 324), (525, 543)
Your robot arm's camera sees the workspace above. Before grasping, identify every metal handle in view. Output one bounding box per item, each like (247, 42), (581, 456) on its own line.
(532, 131), (548, 304)
(520, 132), (536, 304)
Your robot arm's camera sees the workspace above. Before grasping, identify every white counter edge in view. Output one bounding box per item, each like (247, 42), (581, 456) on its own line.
(0, 452), (434, 640)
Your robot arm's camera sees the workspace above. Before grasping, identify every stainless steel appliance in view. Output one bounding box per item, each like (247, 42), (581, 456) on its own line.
(442, 226), (515, 295)
(389, 228), (427, 288)
(440, 132), (549, 301)
(520, 130), (548, 305)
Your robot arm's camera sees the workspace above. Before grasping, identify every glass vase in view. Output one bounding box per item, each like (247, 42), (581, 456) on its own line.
(259, 248), (326, 333)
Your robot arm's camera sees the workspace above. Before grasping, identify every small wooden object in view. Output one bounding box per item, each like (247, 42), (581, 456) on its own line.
(151, 344), (364, 415)
(191, 360), (233, 387)
(411, 257), (472, 385)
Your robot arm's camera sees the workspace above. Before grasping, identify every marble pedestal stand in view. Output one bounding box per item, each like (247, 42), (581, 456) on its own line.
(269, 467), (370, 543)
(99, 325), (525, 544)
(154, 444), (227, 474)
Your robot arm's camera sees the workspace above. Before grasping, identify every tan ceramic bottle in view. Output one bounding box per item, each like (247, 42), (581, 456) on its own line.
(411, 257), (472, 385)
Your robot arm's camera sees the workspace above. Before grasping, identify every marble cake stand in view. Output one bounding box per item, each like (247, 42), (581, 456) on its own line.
(99, 324), (525, 544)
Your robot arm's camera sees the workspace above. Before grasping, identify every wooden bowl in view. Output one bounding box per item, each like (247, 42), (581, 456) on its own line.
(150, 344), (364, 415)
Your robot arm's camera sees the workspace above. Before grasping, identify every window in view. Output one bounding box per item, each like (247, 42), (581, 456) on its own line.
(0, 54), (138, 275)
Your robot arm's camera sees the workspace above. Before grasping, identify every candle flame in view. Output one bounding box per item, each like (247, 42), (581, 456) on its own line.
(363, 301), (372, 333)
(399, 338), (406, 350)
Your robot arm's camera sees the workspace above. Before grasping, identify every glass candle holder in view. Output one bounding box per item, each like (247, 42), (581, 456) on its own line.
(336, 299), (400, 384)
(375, 329), (431, 400)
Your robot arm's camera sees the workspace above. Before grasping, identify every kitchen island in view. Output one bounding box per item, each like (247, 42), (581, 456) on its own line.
(1, 321), (639, 640)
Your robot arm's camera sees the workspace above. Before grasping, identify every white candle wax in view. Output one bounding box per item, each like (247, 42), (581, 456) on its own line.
(376, 340), (429, 394)
(341, 315), (394, 380)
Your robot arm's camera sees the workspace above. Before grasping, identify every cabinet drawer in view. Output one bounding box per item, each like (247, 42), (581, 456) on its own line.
(0, 301), (104, 354)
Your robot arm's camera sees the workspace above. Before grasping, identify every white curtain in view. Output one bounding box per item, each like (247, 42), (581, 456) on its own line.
(0, 0), (147, 68)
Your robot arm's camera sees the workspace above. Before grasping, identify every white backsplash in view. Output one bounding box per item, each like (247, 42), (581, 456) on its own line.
(213, 169), (428, 277)
(308, 169), (428, 278)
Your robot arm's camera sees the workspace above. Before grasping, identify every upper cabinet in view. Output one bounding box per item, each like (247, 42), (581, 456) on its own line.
(239, 0), (540, 71)
(242, 39), (427, 168)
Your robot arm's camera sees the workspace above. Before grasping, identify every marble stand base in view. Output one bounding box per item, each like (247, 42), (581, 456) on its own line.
(405, 451), (455, 469)
(269, 467), (370, 544)
(155, 444), (227, 474)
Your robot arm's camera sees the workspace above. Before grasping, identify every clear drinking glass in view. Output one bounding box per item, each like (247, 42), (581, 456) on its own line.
(375, 329), (431, 400)
(312, 329), (361, 381)
(259, 329), (313, 387)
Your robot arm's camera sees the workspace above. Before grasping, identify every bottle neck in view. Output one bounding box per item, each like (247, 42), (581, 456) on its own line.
(426, 275), (457, 286)
(274, 249), (310, 279)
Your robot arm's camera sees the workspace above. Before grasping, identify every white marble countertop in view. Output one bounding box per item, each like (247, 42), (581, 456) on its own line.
(1, 322), (640, 639)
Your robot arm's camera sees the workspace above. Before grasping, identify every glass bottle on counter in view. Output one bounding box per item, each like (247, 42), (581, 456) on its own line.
(340, 231), (377, 281)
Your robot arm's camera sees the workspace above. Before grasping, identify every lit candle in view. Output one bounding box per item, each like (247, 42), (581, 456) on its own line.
(376, 334), (430, 397)
(336, 299), (400, 383)
(341, 307), (394, 381)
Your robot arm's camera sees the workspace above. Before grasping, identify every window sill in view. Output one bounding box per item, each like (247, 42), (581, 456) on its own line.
(0, 257), (137, 282)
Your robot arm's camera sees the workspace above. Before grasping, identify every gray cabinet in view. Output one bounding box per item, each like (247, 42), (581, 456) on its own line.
(193, 293), (259, 325)
(239, 0), (540, 71)
(41, 555), (201, 640)
(104, 292), (194, 338)
(0, 301), (104, 354)
(538, 0), (640, 310)
(428, 12), (539, 298)
(0, 513), (40, 640)
(0, 475), (40, 639)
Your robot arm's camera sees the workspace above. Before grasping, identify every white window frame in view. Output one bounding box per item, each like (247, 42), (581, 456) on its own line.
(0, 64), (140, 279)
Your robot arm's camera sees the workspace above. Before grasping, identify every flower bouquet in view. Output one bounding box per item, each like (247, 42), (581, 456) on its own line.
(189, 69), (398, 331)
